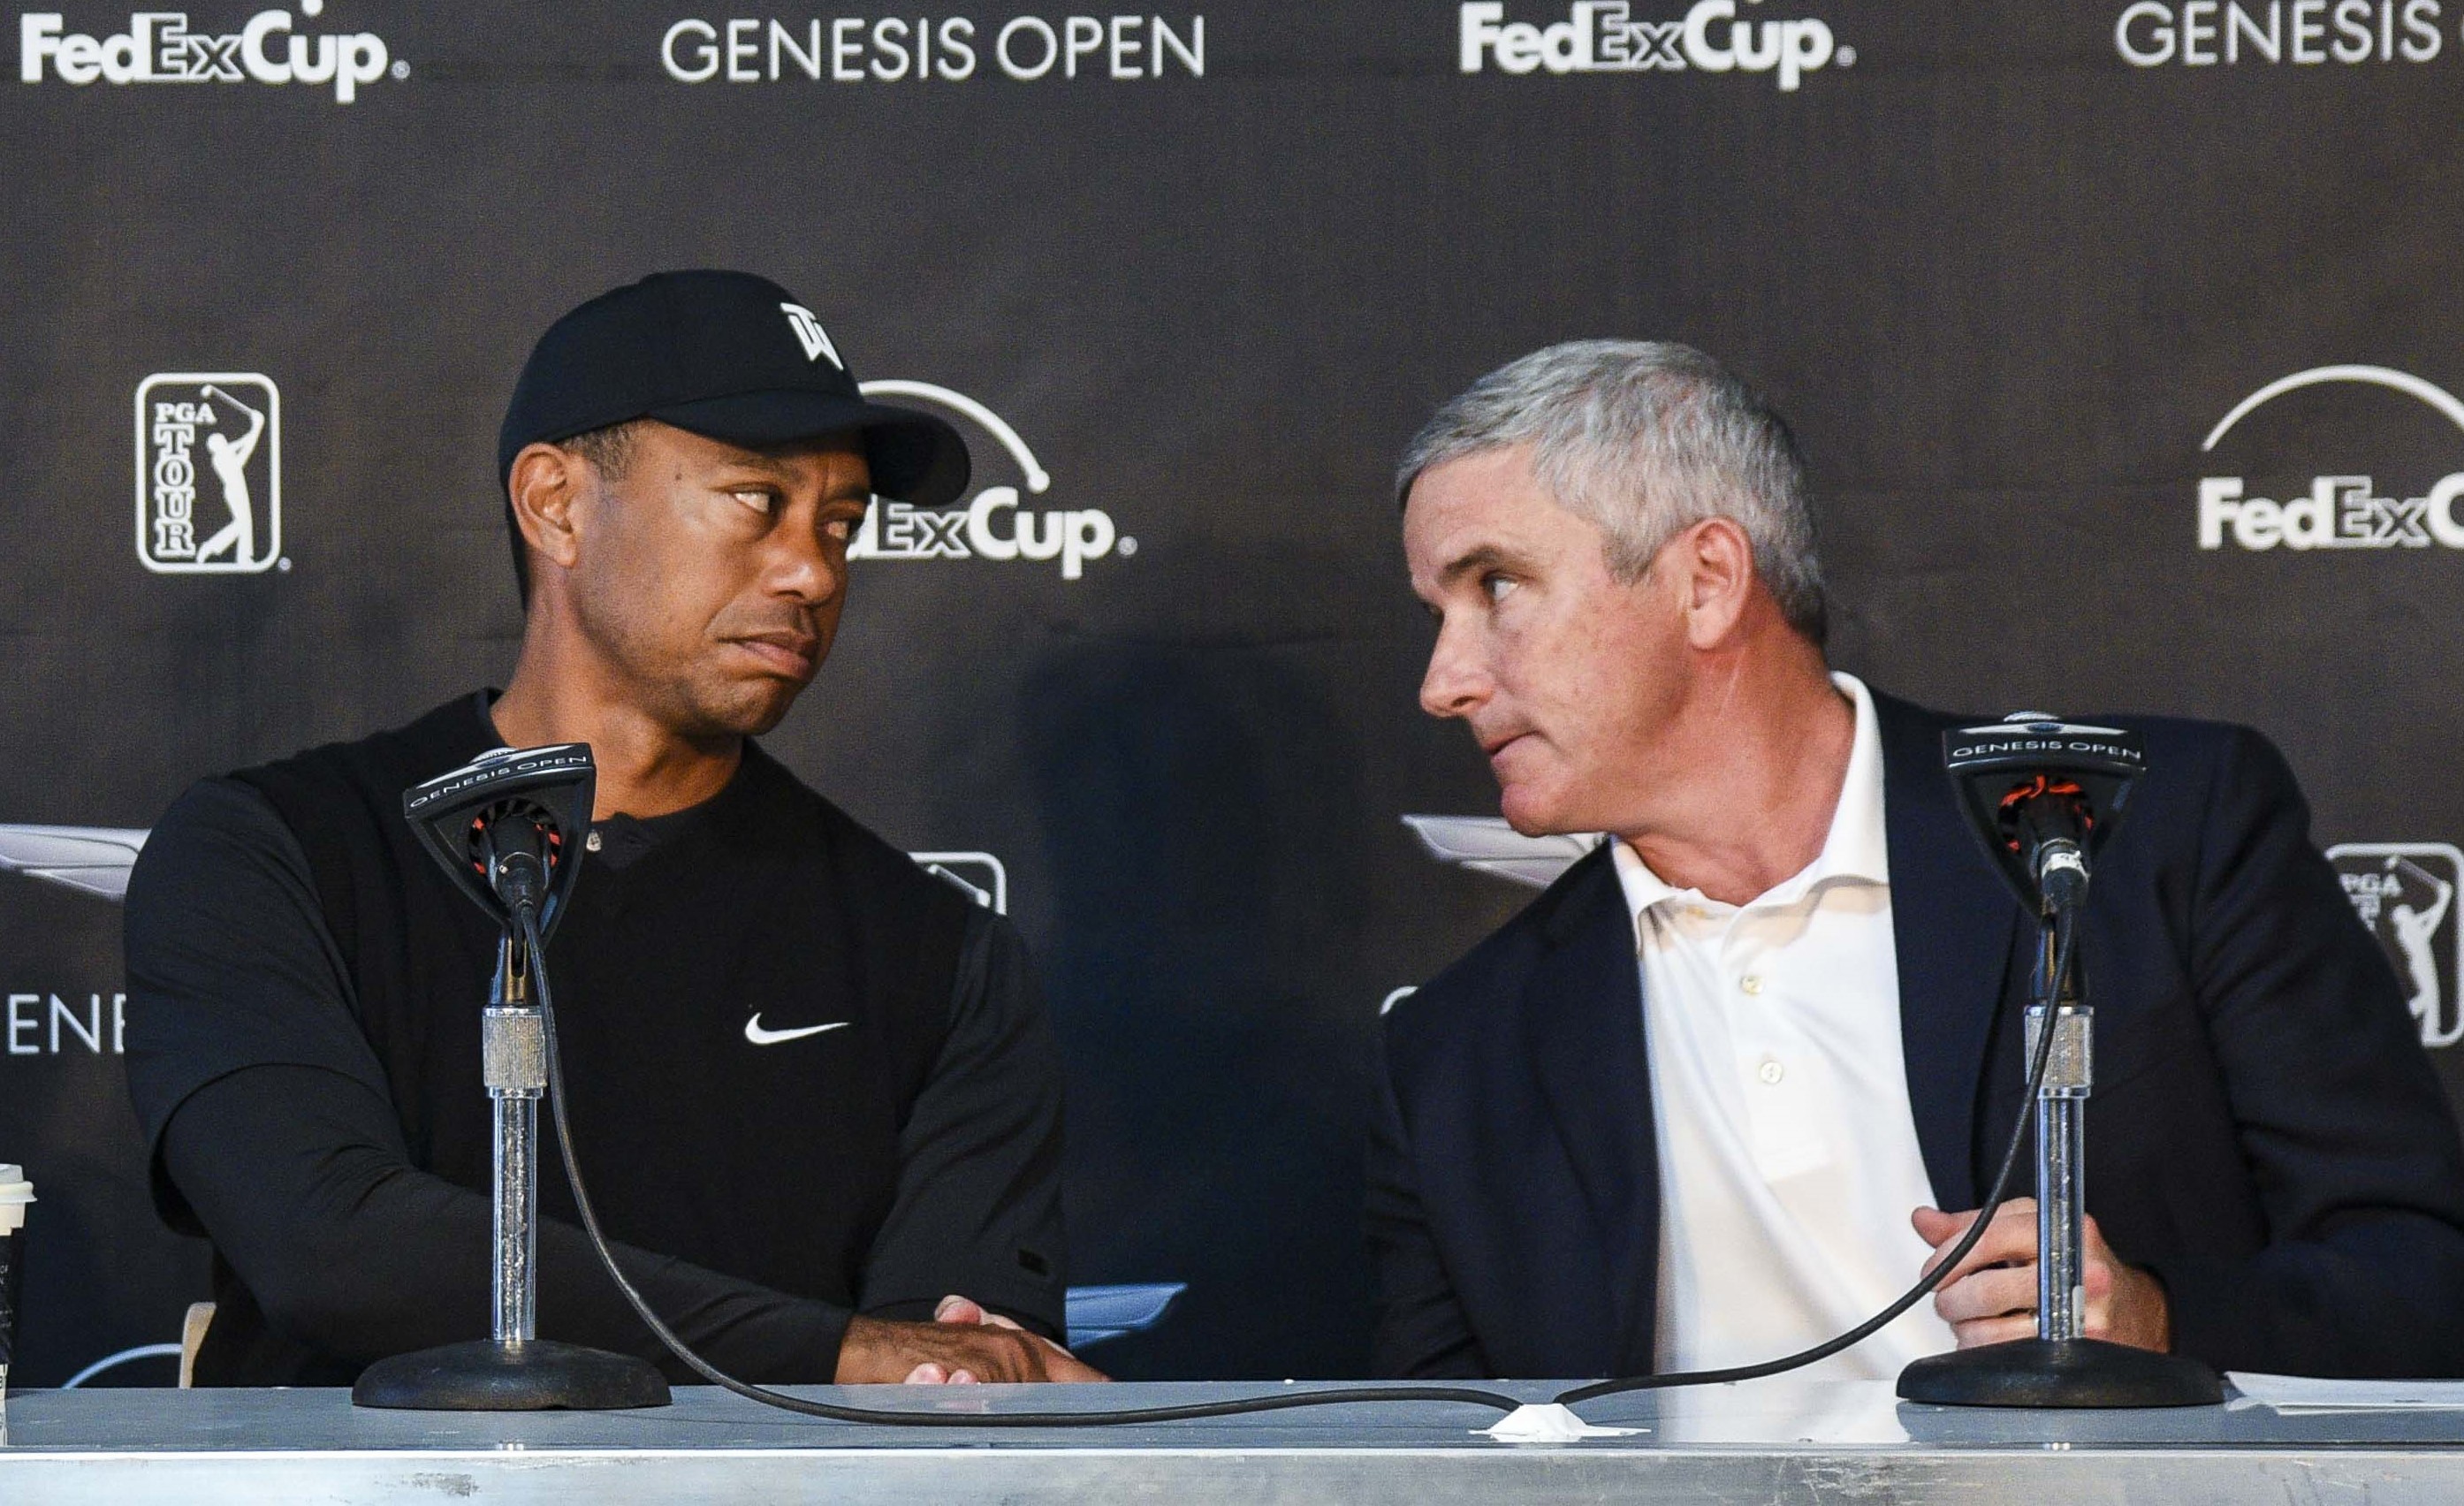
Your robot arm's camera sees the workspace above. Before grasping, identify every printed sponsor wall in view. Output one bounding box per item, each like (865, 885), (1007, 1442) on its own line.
(5, 1), (2464, 1384)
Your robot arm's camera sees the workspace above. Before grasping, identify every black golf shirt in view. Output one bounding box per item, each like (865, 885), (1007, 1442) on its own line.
(123, 694), (1066, 1386)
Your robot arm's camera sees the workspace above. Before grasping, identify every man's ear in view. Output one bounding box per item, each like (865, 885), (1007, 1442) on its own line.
(507, 443), (588, 575)
(1673, 516), (1758, 650)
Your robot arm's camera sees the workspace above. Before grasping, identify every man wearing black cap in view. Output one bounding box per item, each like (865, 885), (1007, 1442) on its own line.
(124, 271), (1099, 1387)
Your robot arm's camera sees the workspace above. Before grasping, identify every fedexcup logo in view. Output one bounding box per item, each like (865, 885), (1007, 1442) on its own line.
(135, 373), (281, 574)
(19, 4), (401, 103)
(2328, 843), (2463, 1049)
(2196, 365), (2464, 551)
(1458, 1), (1851, 88)
(848, 381), (1131, 581)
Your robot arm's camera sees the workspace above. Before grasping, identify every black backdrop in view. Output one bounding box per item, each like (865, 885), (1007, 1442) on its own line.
(7, 0), (2464, 1384)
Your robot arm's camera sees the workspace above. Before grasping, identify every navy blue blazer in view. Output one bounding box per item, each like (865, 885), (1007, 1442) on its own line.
(1370, 690), (2464, 1380)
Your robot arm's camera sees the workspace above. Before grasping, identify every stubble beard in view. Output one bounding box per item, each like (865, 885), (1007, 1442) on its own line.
(579, 591), (809, 745)
(657, 650), (810, 742)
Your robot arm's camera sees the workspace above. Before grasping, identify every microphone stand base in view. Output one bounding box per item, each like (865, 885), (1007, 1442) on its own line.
(353, 1338), (672, 1411)
(1897, 1337), (2222, 1409)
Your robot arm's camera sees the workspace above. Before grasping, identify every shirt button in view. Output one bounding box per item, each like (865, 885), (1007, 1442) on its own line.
(1739, 975), (1764, 996)
(585, 830), (604, 854)
(1758, 1059), (1785, 1085)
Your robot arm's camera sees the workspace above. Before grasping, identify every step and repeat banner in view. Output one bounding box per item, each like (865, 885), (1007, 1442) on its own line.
(5, 1), (2464, 1385)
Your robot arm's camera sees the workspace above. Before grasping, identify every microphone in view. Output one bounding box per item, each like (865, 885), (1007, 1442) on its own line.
(359, 741), (679, 1414)
(1943, 714), (2145, 917)
(1906, 714), (2222, 1409)
(401, 743), (597, 940)
(477, 808), (552, 924)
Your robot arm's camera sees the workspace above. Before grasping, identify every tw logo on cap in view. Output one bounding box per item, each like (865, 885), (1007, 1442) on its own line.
(779, 303), (842, 369)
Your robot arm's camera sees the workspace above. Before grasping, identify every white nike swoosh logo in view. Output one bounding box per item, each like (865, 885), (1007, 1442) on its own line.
(743, 1015), (850, 1046)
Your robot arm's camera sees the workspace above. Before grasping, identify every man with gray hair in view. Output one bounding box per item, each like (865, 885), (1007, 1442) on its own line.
(1370, 340), (2464, 1380)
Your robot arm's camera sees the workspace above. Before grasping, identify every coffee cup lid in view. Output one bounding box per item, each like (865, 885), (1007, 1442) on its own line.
(0, 1165), (33, 1203)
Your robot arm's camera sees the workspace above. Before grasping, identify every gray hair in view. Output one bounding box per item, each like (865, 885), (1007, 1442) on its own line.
(1396, 340), (1826, 644)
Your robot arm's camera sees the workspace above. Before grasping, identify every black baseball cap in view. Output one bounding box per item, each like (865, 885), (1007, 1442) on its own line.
(498, 270), (969, 506)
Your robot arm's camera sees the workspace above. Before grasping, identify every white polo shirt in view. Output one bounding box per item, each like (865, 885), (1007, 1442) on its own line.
(1611, 672), (1957, 1379)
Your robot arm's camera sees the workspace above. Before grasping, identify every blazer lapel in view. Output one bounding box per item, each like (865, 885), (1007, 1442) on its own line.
(1878, 692), (2025, 1212)
(1521, 846), (1662, 1373)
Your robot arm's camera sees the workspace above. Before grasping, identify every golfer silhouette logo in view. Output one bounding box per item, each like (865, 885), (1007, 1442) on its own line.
(2386, 856), (2457, 1046)
(2328, 842), (2464, 1049)
(134, 373), (281, 574)
(194, 385), (266, 563)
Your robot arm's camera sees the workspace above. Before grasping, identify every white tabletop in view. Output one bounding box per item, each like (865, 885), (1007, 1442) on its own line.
(4, 1376), (2462, 1503)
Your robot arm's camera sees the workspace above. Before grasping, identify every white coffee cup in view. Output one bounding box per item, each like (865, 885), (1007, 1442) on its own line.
(0, 1161), (27, 1403)
(0, 1166), (31, 1236)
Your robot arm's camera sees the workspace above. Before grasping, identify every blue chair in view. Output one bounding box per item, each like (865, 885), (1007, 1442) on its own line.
(1063, 1282), (1186, 1350)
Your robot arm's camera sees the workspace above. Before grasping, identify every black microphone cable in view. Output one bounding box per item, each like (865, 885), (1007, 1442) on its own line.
(518, 909), (1525, 1426)
(1555, 906), (2077, 1411)
(520, 903), (2076, 1429)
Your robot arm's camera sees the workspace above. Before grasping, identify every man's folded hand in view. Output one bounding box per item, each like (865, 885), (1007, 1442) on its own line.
(833, 1297), (1110, 1384)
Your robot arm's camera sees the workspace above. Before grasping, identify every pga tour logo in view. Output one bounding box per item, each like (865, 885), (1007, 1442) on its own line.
(1459, 1), (1848, 88)
(135, 373), (281, 574)
(849, 380), (1131, 581)
(2329, 843), (2463, 1049)
(2198, 366), (2464, 551)
(20, 4), (399, 103)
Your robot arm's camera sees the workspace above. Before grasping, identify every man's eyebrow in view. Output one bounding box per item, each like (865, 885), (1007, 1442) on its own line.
(712, 451), (871, 498)
(711, 451), (802, 479)
(1438, 544), (1518, 585)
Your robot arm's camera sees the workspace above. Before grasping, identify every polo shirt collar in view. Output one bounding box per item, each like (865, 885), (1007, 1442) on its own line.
(1612, 670), (1889, 918)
